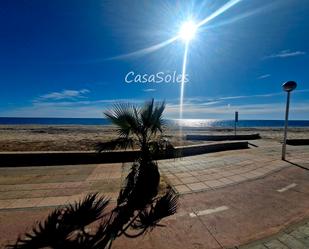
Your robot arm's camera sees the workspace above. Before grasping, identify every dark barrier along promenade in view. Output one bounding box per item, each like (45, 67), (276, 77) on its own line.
(0, 141), (248, 167)
(186, 134), (261, 141)
(286, 139), (309, 146)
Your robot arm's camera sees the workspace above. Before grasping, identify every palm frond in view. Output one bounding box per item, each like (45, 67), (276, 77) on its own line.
(140, 99), (154, 130)
(104, 103), (141, 137)
(62, 193), (110, 229)
(139, 99), (165, 136)
(132, 189), (178, 231)
(7, 208), (66, 249)
(150, 101), (165, 134)
(7, 194), (110, 249)
(71, 217), (111, 249)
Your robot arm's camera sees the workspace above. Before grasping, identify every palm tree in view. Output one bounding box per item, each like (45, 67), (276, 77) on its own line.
(97, 99), (175, 206)
(8, 99), (178, 249)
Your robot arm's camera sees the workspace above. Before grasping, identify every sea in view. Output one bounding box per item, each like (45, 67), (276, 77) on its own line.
(0, 117), (309, 128)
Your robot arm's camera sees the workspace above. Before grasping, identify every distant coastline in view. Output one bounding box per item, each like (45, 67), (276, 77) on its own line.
(1, 117), (309, 128)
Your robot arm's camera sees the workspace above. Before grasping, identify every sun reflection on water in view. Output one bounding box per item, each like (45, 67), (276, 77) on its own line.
(173, 119), (221, 128)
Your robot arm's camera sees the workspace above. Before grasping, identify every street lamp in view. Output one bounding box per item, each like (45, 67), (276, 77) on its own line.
(281, 81), (297, 160)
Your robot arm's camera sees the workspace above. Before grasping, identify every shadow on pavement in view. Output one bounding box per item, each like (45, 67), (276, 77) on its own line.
(284, 160), (309, 171)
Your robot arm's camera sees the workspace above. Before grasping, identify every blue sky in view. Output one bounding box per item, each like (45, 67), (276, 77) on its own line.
(0, 0), (308, 119)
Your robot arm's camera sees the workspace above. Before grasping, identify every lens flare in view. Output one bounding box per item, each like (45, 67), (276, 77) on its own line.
(179, 21), (197, 42)
(178, 41), (189, 140)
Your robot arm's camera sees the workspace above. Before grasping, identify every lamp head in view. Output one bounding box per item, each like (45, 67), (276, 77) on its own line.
(282, 81), (297, 92)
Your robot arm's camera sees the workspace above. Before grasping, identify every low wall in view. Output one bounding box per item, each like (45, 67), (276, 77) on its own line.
(176, 141), (248, 157)
(286, 139), (309, 146)
(186, 133), (261, 141)
(0, 141), (248, 167)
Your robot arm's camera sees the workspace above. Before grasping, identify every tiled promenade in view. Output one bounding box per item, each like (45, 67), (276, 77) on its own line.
(1, 140), (308, 210)
(0, 139), (309, 248)
(160, 140), (308, 194)
(0, 163), (122, 209)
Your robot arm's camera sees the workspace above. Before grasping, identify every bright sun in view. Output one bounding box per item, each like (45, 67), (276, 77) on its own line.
(179, 20), (197, 42)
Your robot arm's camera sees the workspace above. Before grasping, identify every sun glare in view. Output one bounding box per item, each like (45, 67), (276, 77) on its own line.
(179, 20), (197, 42)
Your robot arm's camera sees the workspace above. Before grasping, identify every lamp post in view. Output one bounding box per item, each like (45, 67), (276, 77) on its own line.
(234, 111), (238, 136)
(282, 81), (297, 160)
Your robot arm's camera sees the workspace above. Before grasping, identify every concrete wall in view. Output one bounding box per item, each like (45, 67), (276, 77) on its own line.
(286, 139), (309, 146)
(186, 134), (261, 141)
(0, 141), (248, 167)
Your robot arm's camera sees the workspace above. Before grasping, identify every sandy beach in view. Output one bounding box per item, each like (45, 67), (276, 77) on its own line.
(0, 125), (308, 151)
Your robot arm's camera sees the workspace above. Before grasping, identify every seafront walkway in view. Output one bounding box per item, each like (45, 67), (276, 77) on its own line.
(0, 139), (309, 248)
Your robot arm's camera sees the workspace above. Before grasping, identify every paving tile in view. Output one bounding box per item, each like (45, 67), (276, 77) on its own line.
(277, 233), (307, 249)
(263, 239), (290, 248)
(0, 199), (15, 209)
(220, 171), (235, 177)
(219, 177), (235, 184)
(168, 178), (182, 185)
(297, 225), (309, 236)
(164, 174), (178, 180)
(179, 176), (199, 184)
(227, 175), (247, 182)
(288, 229), (306, 239)
(187, 182), (208, 191)
(199, 173), (213, 179)
(176, 172), (192, 178)
(250, 171), (266, 177)
(255, 169), (271, 175)
(190, 171), (203, 176)
(37, 196), (70, 207)
(288, 237), (309, 248)
(173, 185), (191, 194)
(65, 194), (85, 204)
(7, 197), (43, 209)
(241, 245), (268, 249)
(240, 172), (256, 179)
(204, 180), (225, 188)
(1, 188), (80, 200)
